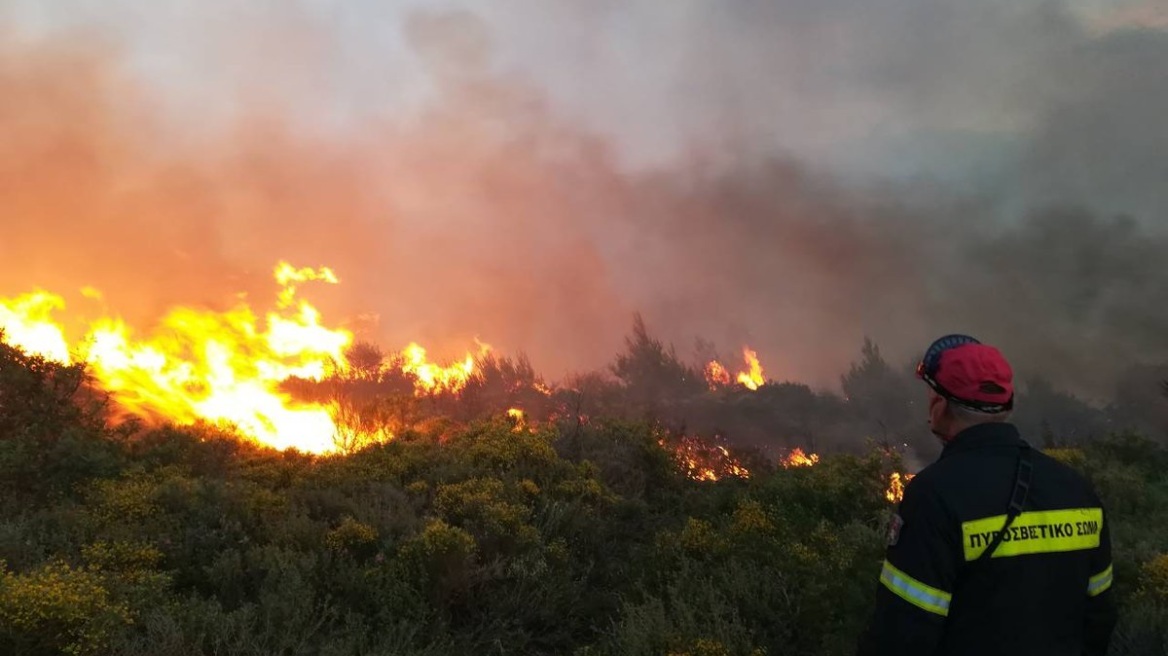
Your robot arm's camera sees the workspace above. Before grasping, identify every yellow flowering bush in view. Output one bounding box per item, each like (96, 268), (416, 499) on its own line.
(1044, 447), (1087, 471)
(731, 499), (776, 537)
(679, 518), (727, 557)
(666, 638), (731, 656)
(434, 478), (539, 550)
(80, 541), (163, 572)
(86, 476), (158, 524)
(0, 560), (133, 655)
(325, 516), (380, 556)
(1138, 553), (1168, 603)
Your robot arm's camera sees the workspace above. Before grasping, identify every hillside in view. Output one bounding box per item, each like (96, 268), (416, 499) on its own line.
(2, 338), (1168, 655)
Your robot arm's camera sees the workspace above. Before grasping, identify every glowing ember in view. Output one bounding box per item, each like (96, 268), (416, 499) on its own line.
(704, 360), (731, 390)
(736, 347), (765, 390)
(886, 472), (915, 504)
(664, 435), (751, 482)
(781, 447), (820, 468)
(0, 291), (72, 364)
(401, 341), (490, 395)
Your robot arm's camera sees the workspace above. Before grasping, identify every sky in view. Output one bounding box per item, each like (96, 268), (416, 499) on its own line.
(0, 0), (1166, 397)
(3, 0), (1164, 178)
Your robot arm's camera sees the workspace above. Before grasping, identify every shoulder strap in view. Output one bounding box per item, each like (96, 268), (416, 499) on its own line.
(976, 444), (1033, 564)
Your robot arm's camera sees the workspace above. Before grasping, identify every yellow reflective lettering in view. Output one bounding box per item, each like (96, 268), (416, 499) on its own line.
(962, 508), (1103, 561)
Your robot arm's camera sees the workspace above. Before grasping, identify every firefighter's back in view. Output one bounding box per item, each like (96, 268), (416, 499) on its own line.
(856, 335), (1116, 656)
(922, 428), (1112, 655)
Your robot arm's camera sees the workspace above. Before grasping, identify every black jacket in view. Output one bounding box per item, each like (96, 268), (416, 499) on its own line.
(857, 422), (1117, 656)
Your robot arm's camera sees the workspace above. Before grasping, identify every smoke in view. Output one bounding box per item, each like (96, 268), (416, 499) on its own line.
(0, 1), (1166, 405)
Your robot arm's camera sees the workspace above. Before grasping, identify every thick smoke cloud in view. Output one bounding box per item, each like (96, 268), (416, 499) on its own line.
(0, 1), (1165, 405)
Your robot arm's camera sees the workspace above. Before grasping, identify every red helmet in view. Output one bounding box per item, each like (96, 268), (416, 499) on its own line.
(916, 334), (1014, 413)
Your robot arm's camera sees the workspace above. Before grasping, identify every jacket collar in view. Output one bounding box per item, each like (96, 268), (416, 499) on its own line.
(939, 422), (1028, 459)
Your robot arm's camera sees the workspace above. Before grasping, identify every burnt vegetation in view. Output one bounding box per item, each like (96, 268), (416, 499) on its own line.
(1, 323), (1168, 655)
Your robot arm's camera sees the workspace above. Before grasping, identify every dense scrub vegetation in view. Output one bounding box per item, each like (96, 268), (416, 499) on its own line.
(290, 315), (1168, 466)
(2, 334), (1168, 655)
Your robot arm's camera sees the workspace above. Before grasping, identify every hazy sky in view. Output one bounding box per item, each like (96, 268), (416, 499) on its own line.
(4, 0), (1164, 177)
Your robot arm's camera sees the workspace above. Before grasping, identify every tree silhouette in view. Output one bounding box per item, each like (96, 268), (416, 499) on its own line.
(840, 337), (919, 451)
(611, 313), (704, 418)
(345, 341), (386, 381)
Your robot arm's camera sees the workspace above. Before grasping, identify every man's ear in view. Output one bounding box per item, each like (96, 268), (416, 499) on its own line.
(928, 393), (946, 422)
(927, 394), (950, 439)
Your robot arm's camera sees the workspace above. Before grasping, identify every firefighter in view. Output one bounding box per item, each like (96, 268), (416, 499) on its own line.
(856, 334), (1117, 655)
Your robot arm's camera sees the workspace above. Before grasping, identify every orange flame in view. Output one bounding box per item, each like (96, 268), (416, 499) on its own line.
(506, 407), (527, 432)
(400, 341), (490, 395)
(84, 262), (352, 453)
(664, 436), (751, 482)
(704, 360), (731, 390)
(0, 261), (360, 453)
(0, 263), (529, 453)
(706, 346), (768, 391)
(886, 472), (915, 504)
(781, 447), (820, 468)
(0, 291), (72, 364)
(736, 347), (765, 390)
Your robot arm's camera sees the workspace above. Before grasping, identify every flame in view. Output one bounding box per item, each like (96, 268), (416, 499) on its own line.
(0, 262), (541, 453)
(664, 436), (751, 482)
(0, 261), (358, 454)
(84, 262), (352, 453)
(705, 346), (768, 391)
(506, 407), (527, 432)
(274, 262), (339, 309)
(400, 341), (491, 395)
(736, 347), (765, 390)
(0, 291), (72, 363)
(781, 447), (820, 468)
(704, 360), (731, 390)
(886, 472), (915, 504)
